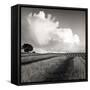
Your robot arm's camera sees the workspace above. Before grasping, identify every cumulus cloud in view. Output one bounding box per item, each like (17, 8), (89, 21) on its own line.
(55, 28), (80, 45)
(27, 11), (80, 53)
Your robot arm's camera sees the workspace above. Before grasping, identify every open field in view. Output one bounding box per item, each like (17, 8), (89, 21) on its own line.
(21, 53), (86, 83)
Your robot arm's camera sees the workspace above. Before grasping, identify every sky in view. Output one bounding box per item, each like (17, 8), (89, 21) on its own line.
(21, 7), (86, 53)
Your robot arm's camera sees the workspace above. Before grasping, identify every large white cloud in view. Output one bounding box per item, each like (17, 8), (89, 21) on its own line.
(27, 11), (80, 53)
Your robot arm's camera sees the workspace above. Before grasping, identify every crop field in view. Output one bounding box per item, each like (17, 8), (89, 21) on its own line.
(21, 53), (86, 83)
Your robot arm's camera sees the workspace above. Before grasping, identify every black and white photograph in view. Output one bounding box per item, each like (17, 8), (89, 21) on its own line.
(20, 6), (87, 84)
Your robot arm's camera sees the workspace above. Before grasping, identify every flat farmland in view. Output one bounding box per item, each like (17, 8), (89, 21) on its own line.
(21, 53), (86, 83)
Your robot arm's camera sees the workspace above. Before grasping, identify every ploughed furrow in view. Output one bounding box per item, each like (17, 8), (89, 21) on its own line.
(21, 54), (67, 64)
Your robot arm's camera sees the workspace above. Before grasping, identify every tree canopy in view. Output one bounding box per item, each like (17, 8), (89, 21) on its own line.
(22, 43), (33, 52)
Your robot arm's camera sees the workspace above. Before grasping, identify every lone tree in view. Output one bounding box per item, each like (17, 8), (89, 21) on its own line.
(22, 43), (33, 53)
